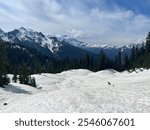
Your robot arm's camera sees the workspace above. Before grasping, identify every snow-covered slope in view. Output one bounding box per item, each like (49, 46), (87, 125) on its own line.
(0, 27), (144, 60)
(4, 27), (61, 54)
(57, 35), (126, 59)
(56, 35), (144, 59)
(57, 35), (143, 52)
(0, 28), (6, 39)
(0, 28), (4, 34)
(0, 27), (96, 59)
(0, 69), (150, 113)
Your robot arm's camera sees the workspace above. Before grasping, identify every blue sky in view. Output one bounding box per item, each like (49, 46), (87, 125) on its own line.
(0, 0), (150, 45)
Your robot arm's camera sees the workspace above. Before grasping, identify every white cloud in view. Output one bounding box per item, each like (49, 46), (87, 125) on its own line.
(0, 0), (150, 45)
(67, 29), (83, 38)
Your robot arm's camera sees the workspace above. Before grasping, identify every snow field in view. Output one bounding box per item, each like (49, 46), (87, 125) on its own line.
(0, 69), (150, 113)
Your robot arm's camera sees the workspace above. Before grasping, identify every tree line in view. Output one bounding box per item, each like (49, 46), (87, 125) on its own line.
(0, 32), (150, 87)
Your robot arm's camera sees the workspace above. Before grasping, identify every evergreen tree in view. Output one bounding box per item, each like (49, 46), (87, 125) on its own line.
(90, 56), (93, 70)
(131, 46), (136, 62)
(98, 49), (106, 70)
(12, 66), (18, 83)
(18, 63), (30, 84)
(115, 49), (123, 71)
(118, 49), (122, 66)
(85, 53), (90, 69)
(17, 63), (37, 87)
(12, 73), (17, 83)
(146, 32), (150, 53)
(29, 76), (37, 87)
(47, 61), (54, 73)
(0, 40), (10, 87)
(123, 54), (129, 69)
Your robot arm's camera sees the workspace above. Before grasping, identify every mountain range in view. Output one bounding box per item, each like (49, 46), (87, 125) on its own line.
(0, 27), (143, 60)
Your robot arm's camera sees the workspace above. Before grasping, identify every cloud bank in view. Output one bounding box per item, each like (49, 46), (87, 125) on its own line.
(0, 0), (150, 45)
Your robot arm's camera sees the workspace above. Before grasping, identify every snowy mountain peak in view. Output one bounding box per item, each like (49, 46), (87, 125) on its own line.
(7, 27), (48, 43)
(0, 27), (143, 59)
(0, 27), (62, 55)
(18, 27), (34, 33)
(56, 34), (86, 47)
(0, 28), (4, 34)
(19, 27), (29, 30)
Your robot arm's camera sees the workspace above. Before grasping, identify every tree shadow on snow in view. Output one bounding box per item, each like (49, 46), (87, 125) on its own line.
(3, 85), (32, 94)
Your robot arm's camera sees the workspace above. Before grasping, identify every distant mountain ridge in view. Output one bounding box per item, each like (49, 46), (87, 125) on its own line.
(0, 27), (144, 60)
(56, 35), (144, 59)
(0, 27), (97, 59)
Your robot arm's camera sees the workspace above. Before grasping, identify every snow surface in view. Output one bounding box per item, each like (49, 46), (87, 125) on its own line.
(0, 69), (150, 113)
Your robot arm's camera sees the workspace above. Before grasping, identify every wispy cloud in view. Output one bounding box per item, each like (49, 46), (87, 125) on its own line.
(0, 0), (150, 45)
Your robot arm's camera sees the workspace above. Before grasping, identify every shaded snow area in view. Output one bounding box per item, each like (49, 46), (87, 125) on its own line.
(0, 69), (150, 113)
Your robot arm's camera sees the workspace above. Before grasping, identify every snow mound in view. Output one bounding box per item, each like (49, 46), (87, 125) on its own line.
(59, 69), (92, 76)
(0, 69), (150, 113)
(95, 69), (118, 75)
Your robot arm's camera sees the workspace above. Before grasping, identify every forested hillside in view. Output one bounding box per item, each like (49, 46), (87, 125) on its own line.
(0, 31), (150, 87)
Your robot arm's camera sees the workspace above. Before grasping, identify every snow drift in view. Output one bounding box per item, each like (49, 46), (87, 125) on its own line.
(0, 69), (150, 113)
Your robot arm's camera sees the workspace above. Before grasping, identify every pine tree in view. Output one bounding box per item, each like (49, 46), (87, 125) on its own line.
(12, 73), (17, 83)
(131, 46), (136, 62)
(47, 61), (54, 73)
(98, 49), (106, 70)
(85, 53), (90, 69)
(123, 54), (129, 69)
(90, 56), (93, 71)
(146, 32), (150, 53)
(118, 49), (122, 66)
(115, 49), (123, 71)
(12, 66), (18, 83)
(18, 63), (30, 84)
(29, 76), (37, 87)
(0, 40), (10, 87)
